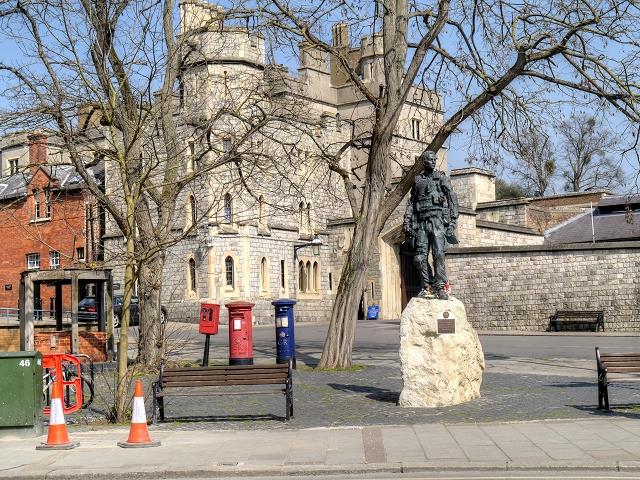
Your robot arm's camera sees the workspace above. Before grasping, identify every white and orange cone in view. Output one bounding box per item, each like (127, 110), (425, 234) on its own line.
(117, 379), (160, 448)
(36, 380), (79, 450)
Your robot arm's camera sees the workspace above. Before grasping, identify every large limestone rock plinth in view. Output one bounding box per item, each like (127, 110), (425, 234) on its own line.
(399, 297), (484, 408)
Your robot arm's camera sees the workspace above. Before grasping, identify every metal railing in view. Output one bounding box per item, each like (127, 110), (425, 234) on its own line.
(0, 308), (72, 325)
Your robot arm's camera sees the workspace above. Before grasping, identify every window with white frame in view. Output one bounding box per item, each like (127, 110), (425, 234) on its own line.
(49, 251), (60, 270)
(76, 247), (85, 261)
(9, 159), (18, 175)
(34, 190), (51, 220)
(26, 253), (40, 270)
(411, 118), (422, 140)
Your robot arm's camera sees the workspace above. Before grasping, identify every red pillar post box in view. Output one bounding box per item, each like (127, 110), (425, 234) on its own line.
(226, 301), (255, 365)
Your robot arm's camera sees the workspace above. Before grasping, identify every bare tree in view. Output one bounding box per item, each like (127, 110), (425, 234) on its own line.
(495, 178), (528, 200)
(505, 128), (557, 196)
(0, 0), (312, 420)
(558, 114), (624, 192)
(257, 0), (640, 367)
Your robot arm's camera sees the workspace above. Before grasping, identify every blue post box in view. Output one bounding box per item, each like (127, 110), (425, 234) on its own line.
(272, 299), (297, 368)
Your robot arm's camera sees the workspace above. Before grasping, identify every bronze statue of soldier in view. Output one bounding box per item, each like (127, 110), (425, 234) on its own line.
(403, 150), (459, 300)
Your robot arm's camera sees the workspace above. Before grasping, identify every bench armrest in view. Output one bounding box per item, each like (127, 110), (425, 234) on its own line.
(595, 347), (607, 374)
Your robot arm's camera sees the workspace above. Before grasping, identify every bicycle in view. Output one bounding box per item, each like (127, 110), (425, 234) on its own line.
(42, 353), (95, 413)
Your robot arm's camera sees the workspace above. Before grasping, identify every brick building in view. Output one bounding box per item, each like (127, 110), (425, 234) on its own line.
(0, 133), (104, 311)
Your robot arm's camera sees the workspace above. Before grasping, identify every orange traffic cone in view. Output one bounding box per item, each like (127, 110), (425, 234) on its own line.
(117, 380), (160, 448)
(36, 380), (79, 450)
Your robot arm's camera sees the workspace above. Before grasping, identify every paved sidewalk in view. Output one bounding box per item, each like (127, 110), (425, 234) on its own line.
(3, 418), (640, 478)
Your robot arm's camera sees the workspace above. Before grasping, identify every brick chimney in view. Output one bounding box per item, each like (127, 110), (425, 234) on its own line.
(28, 132), (48, 174)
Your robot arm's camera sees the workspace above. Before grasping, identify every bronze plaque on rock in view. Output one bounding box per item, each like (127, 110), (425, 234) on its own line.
(438, 318), (455, 334)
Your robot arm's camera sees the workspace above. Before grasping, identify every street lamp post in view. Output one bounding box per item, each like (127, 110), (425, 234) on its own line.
(293, 235), (322, 294)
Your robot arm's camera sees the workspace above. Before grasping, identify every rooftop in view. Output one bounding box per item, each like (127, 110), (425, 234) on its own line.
(545, 194), (640, 244)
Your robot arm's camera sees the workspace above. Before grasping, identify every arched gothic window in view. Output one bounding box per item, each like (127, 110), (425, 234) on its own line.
(188, 258), (197, 292)
(260, 257), (268, 290)
(298, 201), (305, 234)
(225, 256), (234, 287)
(312, 261), (319, 292)
(258, 195), (266, 227)
(306, 203), (313, 233)
(189, 195), (197, 227)
(224, 193), (233, 223)
(298, 260), (306, 292)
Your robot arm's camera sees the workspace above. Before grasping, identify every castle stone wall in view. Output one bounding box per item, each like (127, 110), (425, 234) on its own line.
(447, 242), (640, 331)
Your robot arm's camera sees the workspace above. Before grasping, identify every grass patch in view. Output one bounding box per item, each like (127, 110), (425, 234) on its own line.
(314, 364), (366, 372)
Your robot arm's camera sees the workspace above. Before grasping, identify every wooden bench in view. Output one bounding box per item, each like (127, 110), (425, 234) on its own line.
(151, 361), (293, 423)
(549, 310), (604, 332)
(596, 348), (640, 410)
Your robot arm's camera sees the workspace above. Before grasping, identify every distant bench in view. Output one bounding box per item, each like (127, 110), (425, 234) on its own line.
(549, 310), (604, 332)
(152, 361), (293, 423)
(596, 348), (640, 410)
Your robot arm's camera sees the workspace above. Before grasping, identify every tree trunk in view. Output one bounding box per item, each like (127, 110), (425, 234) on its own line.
(318, 136), (390, 369)
(115, 237), (136, 422)
(136, 252), (166, 366)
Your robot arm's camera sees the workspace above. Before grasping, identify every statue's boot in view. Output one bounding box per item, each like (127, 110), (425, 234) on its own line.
(436, 289), (449, 300)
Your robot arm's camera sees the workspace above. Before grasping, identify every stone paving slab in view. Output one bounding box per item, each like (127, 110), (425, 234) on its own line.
(3, 419), (640, 479)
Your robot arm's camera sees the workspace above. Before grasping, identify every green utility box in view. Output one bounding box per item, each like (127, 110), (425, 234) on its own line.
(0, 352), (43, 438)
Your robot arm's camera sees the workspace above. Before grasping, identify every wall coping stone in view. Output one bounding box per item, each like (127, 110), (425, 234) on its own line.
(448, 240), (640, 255)
(475, 220), (541, 236)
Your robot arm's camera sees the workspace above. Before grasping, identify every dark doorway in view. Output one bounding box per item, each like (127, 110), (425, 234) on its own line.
(400, 251), (421, 310)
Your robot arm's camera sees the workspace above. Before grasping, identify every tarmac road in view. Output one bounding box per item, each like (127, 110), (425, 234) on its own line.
(156, 318), (640, 368)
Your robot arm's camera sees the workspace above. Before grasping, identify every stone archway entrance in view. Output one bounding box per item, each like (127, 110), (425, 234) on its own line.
(399, 251), (421, 311)
(379, 222), (421, 319)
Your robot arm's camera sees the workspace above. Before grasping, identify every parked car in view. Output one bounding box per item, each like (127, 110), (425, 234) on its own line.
(113, 295), (168, 328)
(77, 295), (167, 328)
(78, 296), (98, 322)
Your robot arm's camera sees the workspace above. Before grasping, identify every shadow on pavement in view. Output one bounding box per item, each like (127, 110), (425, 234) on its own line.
(571, 404), (640, 419)
(545, 381), (595, 388)
(157, 414), (285, 423)
(327, 383), (399, 404)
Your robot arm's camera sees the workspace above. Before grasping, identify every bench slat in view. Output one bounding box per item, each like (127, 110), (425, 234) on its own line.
(157, 389), (284, 398)
(163, 375), (288, 385)
(162, 372), (287, 383)
(601, 360), (640, 364)
(602, 364), (640, 369)
(604, 367), (640, 373)
(555, 311), (602, 315)
(163, 378), (288, 387)
(162, 369), (288, 378)
(554, 319), (599, 323)
(164, 365), (288, 373)
(601, 353), (640, 357)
